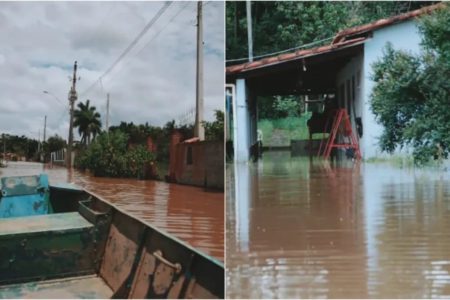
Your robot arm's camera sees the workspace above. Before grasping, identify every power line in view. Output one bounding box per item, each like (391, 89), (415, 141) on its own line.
(136, 2), (191, 57)
(101, 2), (193, 89)
(226, 36), (334, 63)
(80, 1), (173, 98)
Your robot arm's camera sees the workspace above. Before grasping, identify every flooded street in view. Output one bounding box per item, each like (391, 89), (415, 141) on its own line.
(0, 162), (224, 261)
(227, 151), (450, 298)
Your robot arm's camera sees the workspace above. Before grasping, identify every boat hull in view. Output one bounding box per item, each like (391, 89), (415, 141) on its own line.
(0, 182), (224, 299)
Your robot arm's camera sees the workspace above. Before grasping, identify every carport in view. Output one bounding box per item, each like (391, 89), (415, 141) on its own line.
(226, 37), (367, 162)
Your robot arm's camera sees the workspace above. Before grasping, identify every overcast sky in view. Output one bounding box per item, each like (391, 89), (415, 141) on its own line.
(0, 1), (224, 141)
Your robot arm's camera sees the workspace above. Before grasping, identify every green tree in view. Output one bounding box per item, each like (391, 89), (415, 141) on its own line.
(226, 1), (435, 62)
(45, 135), (66, 153)
(370, 5), (450, 164)
(75, 130), (154, 178)
(108, 120), (194, 164)
(203, 110), (224, 141)
(0, 133), (39, 160)
(73, 99), (102, 145)
(272, 96), (302, 118)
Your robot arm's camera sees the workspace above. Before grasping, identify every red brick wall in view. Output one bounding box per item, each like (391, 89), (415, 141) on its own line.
(168, 132), (224, 190)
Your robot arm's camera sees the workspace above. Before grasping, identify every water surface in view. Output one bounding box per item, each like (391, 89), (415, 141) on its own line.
(227, 151), (450, 298)
(1, 161), (224, 261)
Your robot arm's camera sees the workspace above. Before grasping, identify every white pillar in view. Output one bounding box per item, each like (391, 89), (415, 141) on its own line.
(234, 79), (250, 162)
(235, 162), (250, 252)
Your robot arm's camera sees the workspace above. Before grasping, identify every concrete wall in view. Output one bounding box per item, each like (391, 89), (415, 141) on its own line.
(362, 20), (422, 158)
(171, 140), (224, 190)
(291, 139), (328, 156)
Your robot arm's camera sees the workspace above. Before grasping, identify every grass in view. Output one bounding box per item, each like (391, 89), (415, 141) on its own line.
(364, 154), (449, 169)
(258, 113), (325, 147)
(365, 155), (415, 168)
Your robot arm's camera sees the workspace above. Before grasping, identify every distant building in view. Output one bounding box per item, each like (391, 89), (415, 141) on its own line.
(226, 3), (443, 161)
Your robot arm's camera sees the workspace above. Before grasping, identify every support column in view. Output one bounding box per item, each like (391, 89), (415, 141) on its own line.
(234, 79), (250, 162)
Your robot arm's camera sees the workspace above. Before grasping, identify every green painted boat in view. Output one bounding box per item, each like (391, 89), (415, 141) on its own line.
(0, 174), (224, 299)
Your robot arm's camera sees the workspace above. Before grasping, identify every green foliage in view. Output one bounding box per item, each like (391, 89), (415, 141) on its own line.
(257, 95), (303, 119)
(370, 5), (450, 165)
(272, 96), (302, 118)
(203, 110), (224, 141)
(0, 133), (39, 160)
(226, 1), (435, 62)
(45, 135), (66, 153)
(258, 113), (321, 147)
(109, 120), (193, 163)
(75, 131), (154, 178)
(74, 99), (102, 146)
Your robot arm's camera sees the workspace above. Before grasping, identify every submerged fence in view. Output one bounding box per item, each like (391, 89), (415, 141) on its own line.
(50, 149), (65, 166)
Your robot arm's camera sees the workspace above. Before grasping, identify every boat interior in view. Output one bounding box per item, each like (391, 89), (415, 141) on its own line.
(0, 175), (224, 299)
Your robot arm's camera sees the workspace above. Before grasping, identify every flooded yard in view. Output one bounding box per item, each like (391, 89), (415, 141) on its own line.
(0, 162), (224, 261)
(227, 151), (450, 298)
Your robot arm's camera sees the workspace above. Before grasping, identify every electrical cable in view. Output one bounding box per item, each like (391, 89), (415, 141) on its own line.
(226, 36), (334, 63)
(80, 1), (173, 98)
(102, 2), (193, 89)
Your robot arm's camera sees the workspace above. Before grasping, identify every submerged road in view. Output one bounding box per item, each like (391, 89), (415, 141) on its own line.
(0, 161), (224, 261)
(227, 151), (450, 298)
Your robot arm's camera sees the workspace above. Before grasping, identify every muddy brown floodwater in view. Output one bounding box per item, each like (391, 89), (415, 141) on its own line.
(227, 151), (450, 298)
(0, 162), (224, 261)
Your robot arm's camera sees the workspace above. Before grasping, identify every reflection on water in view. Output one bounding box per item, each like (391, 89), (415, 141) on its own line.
(227, 151), (450, 298)
(0, 162), (224, 261)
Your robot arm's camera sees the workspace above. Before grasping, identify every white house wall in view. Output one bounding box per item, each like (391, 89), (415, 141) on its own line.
(362, 20), (422, 158)
(336, 53), (364, 154)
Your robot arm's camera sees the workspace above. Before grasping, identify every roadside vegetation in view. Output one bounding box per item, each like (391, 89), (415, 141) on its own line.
(74, 103), (224, 179)
(0, 133), (65, 162)
(75, 130), (155, 178)
(370, 5), (450, 165)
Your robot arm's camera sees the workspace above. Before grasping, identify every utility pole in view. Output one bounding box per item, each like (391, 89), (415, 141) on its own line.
(246, 0), (253, 62)
(38, 129), (41, 154)
(43, 115), (47, 143)
(67, 61), (78, 168)
(3, 134), (6, 162)
(106, 93), (110, 133)
(194, 1), (205, 140)
(42, 115), (47, 163)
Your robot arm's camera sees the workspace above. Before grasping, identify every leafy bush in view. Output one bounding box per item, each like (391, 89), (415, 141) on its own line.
(203, 110), (224, 141)
(370, 5), (450, 165)
(273, 96), (303, 118)
(75, 131), (154, 178)
(258, 113), (323, 147)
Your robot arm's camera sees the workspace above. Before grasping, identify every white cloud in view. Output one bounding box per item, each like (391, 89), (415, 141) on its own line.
(0, 1), (224, 141)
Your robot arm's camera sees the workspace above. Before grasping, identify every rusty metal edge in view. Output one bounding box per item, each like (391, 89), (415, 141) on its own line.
(226, 38), (368, 76)
(53, 185), (224, 269)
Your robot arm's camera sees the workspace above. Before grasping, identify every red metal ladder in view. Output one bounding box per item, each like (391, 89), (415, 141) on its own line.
(319, 108), (361, 160)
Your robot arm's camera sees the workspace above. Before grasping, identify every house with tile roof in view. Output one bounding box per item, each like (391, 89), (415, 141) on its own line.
(226, 3), (444, 162)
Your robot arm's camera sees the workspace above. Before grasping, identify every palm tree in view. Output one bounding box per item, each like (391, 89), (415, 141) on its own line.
(73, 100), (102, 145)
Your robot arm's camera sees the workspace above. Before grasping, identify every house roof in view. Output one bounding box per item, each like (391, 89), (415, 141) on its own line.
(332, 2), (444, 44)
(226, 2), (444, 76)
(226, 37), (367, 76)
